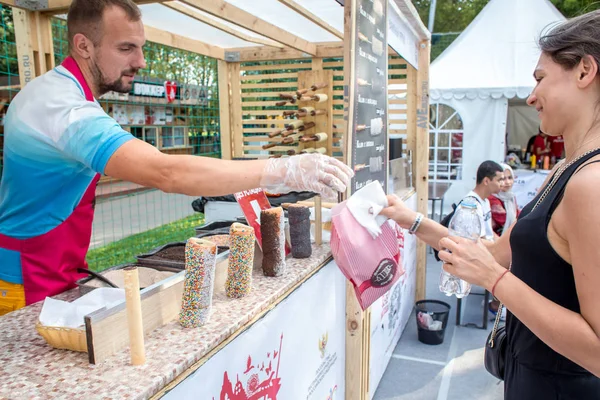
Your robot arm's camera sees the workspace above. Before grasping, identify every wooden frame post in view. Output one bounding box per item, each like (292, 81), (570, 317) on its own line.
(229, 63), (243, 158)
(414, 40), (431, 302)
(217, 60), (232, 160)
(12, 8), (55, 88)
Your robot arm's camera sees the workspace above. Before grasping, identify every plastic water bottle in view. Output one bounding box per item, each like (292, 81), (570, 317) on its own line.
(439, 198), (481, 298)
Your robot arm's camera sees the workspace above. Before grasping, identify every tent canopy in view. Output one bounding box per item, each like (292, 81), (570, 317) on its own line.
(430, 0), (565, 100)
(51, 0), (429, 64)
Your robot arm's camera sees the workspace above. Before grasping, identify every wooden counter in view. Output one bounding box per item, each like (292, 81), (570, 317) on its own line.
(0, 245), (332, 399)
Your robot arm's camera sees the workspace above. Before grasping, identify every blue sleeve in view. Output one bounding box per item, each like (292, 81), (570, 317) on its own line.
(57, 106), (134, 174)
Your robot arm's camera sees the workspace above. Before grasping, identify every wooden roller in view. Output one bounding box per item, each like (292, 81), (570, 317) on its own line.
(298, 121), (316, 131)
(123, 267), (145, 366)
(296, 88), (309, 97)
(279, 93), (295, 100)
(282, 110), (296, 116)
(299, 106), (314, 114)
(311, 109), (327, 116)
(296, 111), (308, 118)
(262, 143), (278, 150)
(285, 120), (304, 130)
(269, 129), (284, 138)
(311, 82), (328, 91)
(301, 147), (327, 154)
(312, 94), (328, 103)
(282, 133), (302, 144)
(275, 101), (288, 107)
(287, 149), (296, 156)
(300, 132), (327, 143)
(281, 129), (298, 138)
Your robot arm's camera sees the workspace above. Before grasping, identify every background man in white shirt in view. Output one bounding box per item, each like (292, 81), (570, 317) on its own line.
(462, 160), (505, 242)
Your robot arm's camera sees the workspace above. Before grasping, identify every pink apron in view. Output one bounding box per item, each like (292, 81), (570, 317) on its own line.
(0, 56), (99, 305)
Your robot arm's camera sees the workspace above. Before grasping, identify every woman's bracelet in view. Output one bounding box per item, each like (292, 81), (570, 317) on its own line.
(491, 269), (510, 297)
(408, 213), (424, 235)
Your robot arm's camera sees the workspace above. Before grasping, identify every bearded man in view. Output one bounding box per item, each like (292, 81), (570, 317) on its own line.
(0, 0), (352, 313)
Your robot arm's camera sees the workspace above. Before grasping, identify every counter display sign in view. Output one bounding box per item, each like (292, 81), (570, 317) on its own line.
(234, 188), (291, 255)
(345, 0), (388, 194)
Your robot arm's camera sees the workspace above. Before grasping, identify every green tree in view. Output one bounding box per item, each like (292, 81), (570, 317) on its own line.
(549, 0), (600, 17)
(411, 0), (600, 33)
(411, 0), (490, 32)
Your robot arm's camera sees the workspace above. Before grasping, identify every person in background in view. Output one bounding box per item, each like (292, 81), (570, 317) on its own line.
(462, 160), (505, 242)
(531, 127), (551, 159)
(549, 134), (565, 160)
(489, 163), (520, 237)
(0, 0), (353, 315)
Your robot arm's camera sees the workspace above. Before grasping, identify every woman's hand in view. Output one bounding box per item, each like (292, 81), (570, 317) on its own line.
(379, 194), (418, 229)
(438, 236), (506, 291)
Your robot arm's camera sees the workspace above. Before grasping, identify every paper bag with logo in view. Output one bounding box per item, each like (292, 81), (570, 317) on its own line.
(330, 200), (404, 311)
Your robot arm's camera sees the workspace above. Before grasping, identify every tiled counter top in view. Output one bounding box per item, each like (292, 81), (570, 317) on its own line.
(0, 245), (332, 400)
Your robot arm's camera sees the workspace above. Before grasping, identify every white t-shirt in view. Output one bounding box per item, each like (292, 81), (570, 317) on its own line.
(463, 191), (494, 241)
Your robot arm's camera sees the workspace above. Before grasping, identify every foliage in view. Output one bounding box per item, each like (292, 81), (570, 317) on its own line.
(0, 7), (18, 80)
(86, 213), (204, 272)
(411, 0), (489, 32)
(549, 0), (600, 17)
(411, 0), (600, 33)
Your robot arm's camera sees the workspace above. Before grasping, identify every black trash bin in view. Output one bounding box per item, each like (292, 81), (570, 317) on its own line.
(415, 300), (451, 345)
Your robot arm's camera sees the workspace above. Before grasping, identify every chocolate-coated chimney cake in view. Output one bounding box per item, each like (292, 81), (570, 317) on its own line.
(261, 207), (286, 277)
(287, 205), (312, 259)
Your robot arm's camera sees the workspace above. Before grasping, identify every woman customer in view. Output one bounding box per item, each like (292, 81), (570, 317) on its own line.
(381, 11), (600, 399)
(489, 164), (520, 236)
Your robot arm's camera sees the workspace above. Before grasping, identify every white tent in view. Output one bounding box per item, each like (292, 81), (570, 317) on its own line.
(429, 0), (565, 208)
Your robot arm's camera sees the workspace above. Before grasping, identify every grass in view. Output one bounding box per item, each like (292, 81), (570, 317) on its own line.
(86, 213), (204, 272)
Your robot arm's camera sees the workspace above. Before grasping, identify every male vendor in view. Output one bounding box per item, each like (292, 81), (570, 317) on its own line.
(0, 0), (353, 314)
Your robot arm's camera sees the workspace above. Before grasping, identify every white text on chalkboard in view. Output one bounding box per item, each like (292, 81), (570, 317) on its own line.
(359, 48), (378, 64)
(357, 140), (375, 148)
(359, 5), (375, 24)
(358, 94), (378, 105)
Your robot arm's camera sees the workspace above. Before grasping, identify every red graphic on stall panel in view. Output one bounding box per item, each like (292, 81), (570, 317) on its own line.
(214, 333), (284, 400)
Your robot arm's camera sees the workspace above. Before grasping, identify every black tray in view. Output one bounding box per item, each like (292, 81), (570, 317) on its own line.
(137, 240), (229, 268)
(193, 220), (236, 236)
(76, 263), (181, 295)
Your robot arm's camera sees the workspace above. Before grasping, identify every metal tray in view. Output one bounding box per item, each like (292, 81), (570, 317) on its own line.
(193, 220), (237, 235)
(136, 241), (229, 268)
(76, 263), (182, 295)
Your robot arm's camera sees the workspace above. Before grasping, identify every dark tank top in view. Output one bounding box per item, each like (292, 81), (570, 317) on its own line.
(508, 150), (600, 375)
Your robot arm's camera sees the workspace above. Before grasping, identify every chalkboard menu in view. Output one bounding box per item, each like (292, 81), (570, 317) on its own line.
(348, 0), (388, 194)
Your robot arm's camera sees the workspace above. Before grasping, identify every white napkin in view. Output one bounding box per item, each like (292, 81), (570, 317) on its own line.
(38, 288), (125, 329)
(347, 181), (389, 239)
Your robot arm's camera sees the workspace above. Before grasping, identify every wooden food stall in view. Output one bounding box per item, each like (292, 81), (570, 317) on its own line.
(0, 1), (430, 399)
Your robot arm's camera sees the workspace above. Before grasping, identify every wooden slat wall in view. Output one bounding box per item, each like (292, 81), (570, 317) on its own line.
(238, 60), (312, 158)
(323, 58), (344, 159)
(231, 56), (410, 160)
(388, 57), (409, 158)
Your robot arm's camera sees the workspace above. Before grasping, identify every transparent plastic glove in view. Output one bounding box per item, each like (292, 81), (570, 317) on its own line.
(260, 153), (354, 198)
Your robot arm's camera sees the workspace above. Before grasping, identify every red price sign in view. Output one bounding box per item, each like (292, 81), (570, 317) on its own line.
(234, 188), (290, 254)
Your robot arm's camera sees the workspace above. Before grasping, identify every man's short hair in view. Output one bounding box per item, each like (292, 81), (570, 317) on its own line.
(67, 0), (142, 47)
(476, 160), (504, 184)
